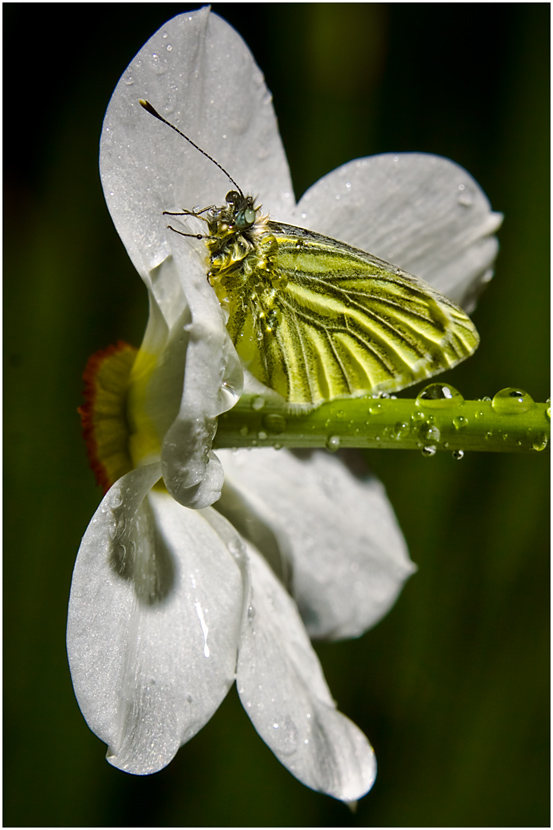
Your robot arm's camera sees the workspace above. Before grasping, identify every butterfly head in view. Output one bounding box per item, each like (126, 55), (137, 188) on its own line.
(225, 191), (257, 231)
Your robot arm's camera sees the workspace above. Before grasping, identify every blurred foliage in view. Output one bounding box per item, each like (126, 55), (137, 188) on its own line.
(4, 3), (549, 827)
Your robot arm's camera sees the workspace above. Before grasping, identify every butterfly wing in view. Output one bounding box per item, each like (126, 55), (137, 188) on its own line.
(219, 221), (479, 405)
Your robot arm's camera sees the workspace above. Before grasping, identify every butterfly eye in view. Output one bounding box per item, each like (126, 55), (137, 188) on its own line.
(234, 206), (256, 230)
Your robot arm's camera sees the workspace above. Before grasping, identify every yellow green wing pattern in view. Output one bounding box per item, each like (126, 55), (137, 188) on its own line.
(212, 221), (479, 406)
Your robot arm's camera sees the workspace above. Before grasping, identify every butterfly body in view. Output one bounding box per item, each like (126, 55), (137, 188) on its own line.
(200, 190), (479, 405)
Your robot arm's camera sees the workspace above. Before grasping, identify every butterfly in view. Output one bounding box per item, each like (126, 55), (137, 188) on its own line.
(140, 100), (479, 406)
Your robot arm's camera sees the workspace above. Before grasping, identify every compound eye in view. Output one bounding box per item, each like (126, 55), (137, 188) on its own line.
(226, 190), (241, 205)
(235, 206), (256, 229)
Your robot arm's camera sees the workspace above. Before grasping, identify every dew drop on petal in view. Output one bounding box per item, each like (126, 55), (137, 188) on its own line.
(149, 51), (168, 75)
(457, 182), (475, 207)
(221, 380), (241, 407)
(270, 715), (299, 756)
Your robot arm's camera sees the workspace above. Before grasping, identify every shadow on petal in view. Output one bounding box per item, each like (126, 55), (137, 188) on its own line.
(110, 496), (176, 606)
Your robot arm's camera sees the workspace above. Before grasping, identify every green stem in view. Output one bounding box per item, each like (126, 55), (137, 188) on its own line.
(214, 392), (550, 454)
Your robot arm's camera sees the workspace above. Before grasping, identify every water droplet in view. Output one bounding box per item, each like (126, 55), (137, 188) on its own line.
(262, 413), (287, 434)
(492, 388), (535, 414)
(368, 402), (382, 415)
(325, 435), (341, 452)
(149, 51), (168, 75)
(221, 380), (240, 406)
(419, 423), (441, 443)
(532, 432), (548, 452)
(239, 425), (249, 437)
(452, 449), (465, 460)
(247, 605), (256, 620)
(421, 446), (437, 457)
(453, 415), (468, 430)
(257, 431), (268, 441)
(269, 715), (298, 756)
(457, 182), (475, 207)
(416, 383), (464, 408)
(110, 489), (123, 509)
(391, 421), (410, 440)
(251, 396), (265, 411)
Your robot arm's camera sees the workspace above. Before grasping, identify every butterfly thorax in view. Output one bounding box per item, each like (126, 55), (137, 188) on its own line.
(205, 190), (278, 286)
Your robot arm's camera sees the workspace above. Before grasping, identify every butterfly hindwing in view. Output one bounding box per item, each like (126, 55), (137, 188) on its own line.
(215, 220), (479, 405)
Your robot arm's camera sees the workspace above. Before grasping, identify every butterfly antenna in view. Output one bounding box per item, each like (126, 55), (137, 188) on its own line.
(139, 99), (243, 195)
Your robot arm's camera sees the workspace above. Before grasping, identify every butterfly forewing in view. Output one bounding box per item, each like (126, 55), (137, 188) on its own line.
(214, 220), (479, 405)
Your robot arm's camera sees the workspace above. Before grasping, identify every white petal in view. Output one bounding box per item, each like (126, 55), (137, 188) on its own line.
(237, 544), (376, 801)
(160, 240), (243, 509)
(129, 291), (185, 463)
(218, 449), (415, 640)
(67, 465), (243, 774)
(294, 153), (502, 310)
(100, 8), (298, 505)
(100, 7), (294, 287)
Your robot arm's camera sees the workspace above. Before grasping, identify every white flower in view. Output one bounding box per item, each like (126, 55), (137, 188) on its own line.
(68, 6), (502, 802)
(68, 320), (410, 798)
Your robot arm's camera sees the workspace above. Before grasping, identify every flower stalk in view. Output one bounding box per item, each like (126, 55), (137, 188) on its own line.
(215, 391), (550, 454)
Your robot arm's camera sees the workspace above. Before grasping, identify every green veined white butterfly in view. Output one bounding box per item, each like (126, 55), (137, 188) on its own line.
(140, 100), (479, 406)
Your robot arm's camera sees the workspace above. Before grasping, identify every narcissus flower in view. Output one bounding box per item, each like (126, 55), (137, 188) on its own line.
(67, 7), (501, 802)
(68, 318), (413, 798)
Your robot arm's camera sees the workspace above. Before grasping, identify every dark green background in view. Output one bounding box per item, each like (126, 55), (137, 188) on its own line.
(4, 3), (549, 827)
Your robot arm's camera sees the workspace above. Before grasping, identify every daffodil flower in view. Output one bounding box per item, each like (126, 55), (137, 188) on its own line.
(67, 327), (412, 798)
(68, 7), (502, 802)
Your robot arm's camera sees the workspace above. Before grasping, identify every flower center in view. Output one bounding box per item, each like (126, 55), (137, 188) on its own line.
(79, 342), (137, 491)
(79, 341), (162, 491)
